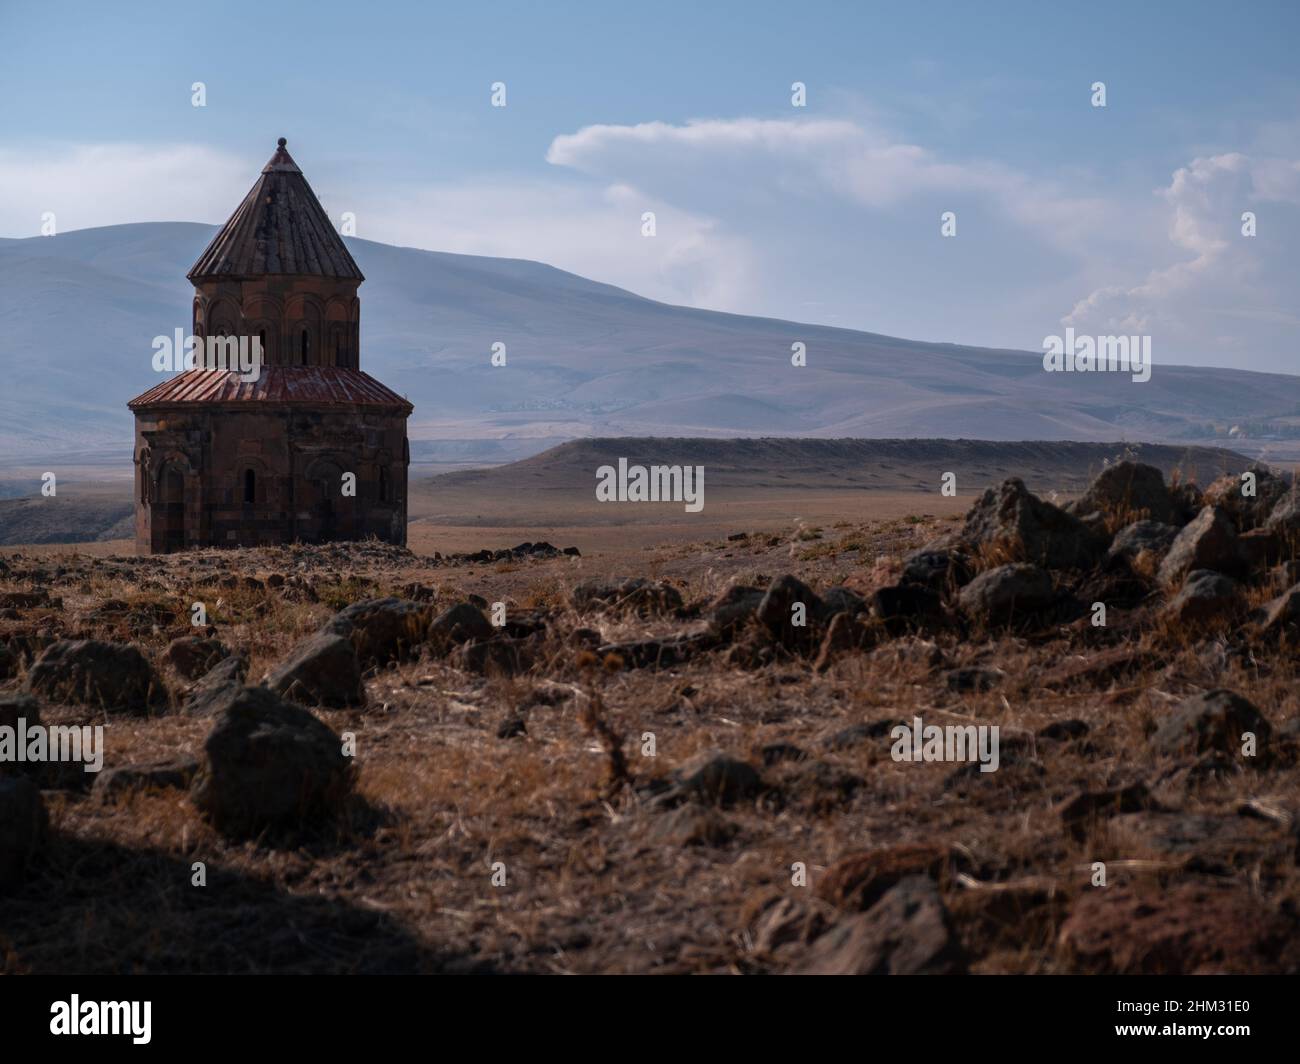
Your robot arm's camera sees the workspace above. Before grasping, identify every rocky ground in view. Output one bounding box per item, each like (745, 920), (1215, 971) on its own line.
(3, 460), (1300, 974)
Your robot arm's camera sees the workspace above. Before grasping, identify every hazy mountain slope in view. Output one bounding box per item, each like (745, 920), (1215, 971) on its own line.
(3, 222), (1299, 462)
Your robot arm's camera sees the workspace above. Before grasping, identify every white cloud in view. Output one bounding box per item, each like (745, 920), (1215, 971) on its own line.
(1, 122), (1295, 372)
(0, 143), (246, 235)
(1064, 152), (1300, 361)
(352, 179), (757, 312)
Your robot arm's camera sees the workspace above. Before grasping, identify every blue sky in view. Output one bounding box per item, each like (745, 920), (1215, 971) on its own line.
(2, 0), (1297, 371)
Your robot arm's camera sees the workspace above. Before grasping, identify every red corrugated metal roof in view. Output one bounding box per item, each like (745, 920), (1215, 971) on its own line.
(187, 138), (364, 282)
(128, 367), (412, 412)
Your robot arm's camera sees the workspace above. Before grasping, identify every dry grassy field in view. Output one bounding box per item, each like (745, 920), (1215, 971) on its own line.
(3, 456), (1300, 974)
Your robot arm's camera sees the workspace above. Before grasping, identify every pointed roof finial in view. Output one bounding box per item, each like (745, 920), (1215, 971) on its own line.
(262, 136), (301, 175)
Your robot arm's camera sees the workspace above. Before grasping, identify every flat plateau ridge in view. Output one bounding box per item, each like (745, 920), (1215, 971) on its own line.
(425, 437), (1254, 496)
(0, 438), (1257, 547)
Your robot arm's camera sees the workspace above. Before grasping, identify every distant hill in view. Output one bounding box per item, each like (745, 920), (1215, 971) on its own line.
(426, 437), (1254, 498)
(4, 222), (1300, 464)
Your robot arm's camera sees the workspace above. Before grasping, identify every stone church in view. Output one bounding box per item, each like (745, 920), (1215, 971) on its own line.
(128, 138), (412, 553)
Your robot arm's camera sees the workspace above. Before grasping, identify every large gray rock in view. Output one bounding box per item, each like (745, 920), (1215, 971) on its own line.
(1107, 520), (1179, 567)
(1073, 461), (1177, 525)
(429, 602), (494, 646)
(1259, 583), (1300, 633)
(800, 876), (964, 975)
(957, 563), (1054, 626)
(163, 636), (230, 681)
(1150, 689), (1271, 762)
(323, 597), (432, 666)
(24, 639), (168, 714)
(0, 776), (47, 891)
(1156, 507), (1241, 588)
(190, 686), (353, 837)
(757, 574), (825, 639)
(1164, 570), (1244, 626)
(707, 585), (766, 637)
(264, 632), (365, 708)
(962, 478), (1104, 571)
(183, 654), (248, 715)
(1203, 467), (1289, 531)
(1266, 488), (1300, 542)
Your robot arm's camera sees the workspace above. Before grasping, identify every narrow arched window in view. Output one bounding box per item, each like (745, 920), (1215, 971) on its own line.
(378, 466), (390, 503)
(301, 330), (309, 365)
(243, 469), (256, 505)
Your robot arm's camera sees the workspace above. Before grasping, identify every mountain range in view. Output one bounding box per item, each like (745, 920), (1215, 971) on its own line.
(3, 222), (1298, 466)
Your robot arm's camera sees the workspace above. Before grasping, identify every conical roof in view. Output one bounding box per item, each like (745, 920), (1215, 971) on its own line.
(187, 138), (364, 282)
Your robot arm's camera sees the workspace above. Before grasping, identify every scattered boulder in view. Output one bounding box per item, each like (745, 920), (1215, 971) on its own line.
(1073, 461), (1177, 525)
(1164, 570), (1244, 627)
(190, 686), (353, 837)
(452, 636), (531, 676)
(1238, 527), (1285, 570)
(0, 776), (47, 891)
(821, 586), (867, 617)
(674, 752), (762, 807)
(1168, 481), (1203, 523)
(943, 666), (1004, 693)
(900, 546), (972, 590)
(962, 478), (1104, 571)
(1037, 718), (1090, 741)
(94, 758), (199, 803)
(870, 583), (944, 631)
(1203, 466), (1289, 531)
(183, 654), (249, 715)
(650, 805), (737, 847)
(823, 719), (902, 751)
(756, 574), (824, 640)
(957, 563), (1054, 626)
(1157, 506), (1241, 588)
(24, 639), (168, 714)
(1266, 488), (1300, 544)
(1259, 583), (1300, 634)
(496, 715), (527, 740)
(428, 602), (494, 646)
(812, 611), (873, 672)
(706, 585), (765, 637)
(323, 597), (431, 666)
(264, 632), (366, 708)
(1150, 689), (1271, 762)
(1056, 781), (1156, 836)
(163, 636), (230, 681)
(1107, 520), (1178, 569)
(800, 876), (964, 975)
